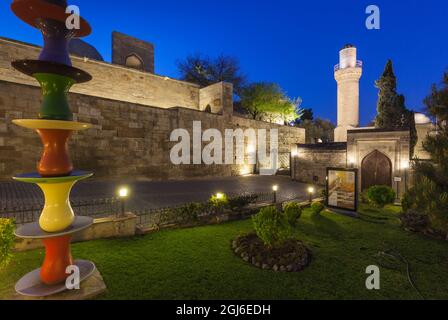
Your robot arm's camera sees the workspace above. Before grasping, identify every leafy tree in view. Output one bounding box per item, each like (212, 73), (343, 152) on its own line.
(404, 72), (448, 234)
(240, 82), (302, 123)
(295, 118), (335, 143)
(374, 60), (417, 155)
(300, 108), (314, 121)
(177, 54), (246, 96)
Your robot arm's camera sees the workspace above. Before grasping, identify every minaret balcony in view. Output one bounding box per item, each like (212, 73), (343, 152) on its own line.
(334, 60), (363, 72)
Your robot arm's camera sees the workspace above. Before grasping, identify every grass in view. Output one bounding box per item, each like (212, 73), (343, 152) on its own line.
(1, 204), (448, 300)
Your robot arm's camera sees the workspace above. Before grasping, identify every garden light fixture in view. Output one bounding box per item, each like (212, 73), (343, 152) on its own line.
(118, 186), (130, 217)
(272, 185), (279, 203)
(308, 186), (315, 203)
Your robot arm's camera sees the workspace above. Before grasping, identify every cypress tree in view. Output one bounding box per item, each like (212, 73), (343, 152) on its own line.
(375, 60), (417, 155)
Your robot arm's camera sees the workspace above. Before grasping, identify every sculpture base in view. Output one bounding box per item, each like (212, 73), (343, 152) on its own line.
(10, 269), (106, 301)
(15, 260), (97, 298)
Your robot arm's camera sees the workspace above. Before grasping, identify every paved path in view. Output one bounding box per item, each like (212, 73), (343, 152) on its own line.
(0, 175), (319, 211)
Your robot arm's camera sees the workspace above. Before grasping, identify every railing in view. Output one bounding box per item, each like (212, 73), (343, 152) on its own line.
(334, 60), (363, 72)
(0, 197), (122, 225)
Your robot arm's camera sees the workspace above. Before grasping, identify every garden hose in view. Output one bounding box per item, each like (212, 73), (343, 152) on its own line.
(376, 249), (425, 300)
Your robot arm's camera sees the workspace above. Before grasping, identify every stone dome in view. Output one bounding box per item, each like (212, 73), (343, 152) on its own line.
(68, 39), (104, 61)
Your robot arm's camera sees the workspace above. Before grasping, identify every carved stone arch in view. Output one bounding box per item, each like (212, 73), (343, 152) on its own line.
(125, 53), (144, 70)
(361, 150), (392, 191)
(204, 105), (212, 113)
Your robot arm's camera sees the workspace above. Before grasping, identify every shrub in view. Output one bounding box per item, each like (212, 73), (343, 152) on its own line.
(400, 209), (429, 232)
(360, 191), (370, 204)
(228, 195), (258, 212)
(177, 202), (204, 222)
(311, 201), (325, 215)
(209, 193), (229, 212)
(158, 202), (206, 226)
(0, 218), (15, 270)
(320, 189), (328, 199)
(366, 185), (396, 208)
(252, 206), (292, 248)
(283, 202), (302, 227)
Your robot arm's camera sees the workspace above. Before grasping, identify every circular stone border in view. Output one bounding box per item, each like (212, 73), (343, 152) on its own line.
(232, 233), (311, 272)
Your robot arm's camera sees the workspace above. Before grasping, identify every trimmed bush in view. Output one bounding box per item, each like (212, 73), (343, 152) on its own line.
(283, 202), (302, 227)
(209, 193), (229, 211)
(252, 206), (292, 248)
(311, 201), (325, 215)
(366, 185), (396, 208)
(0, 218), (15, 270)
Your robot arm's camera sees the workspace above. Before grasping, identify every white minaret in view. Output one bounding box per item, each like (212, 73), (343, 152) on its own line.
(334, 44), (363, 142)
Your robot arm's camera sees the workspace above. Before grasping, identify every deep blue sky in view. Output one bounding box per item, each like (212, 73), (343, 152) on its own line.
(1, 0), (447, 125)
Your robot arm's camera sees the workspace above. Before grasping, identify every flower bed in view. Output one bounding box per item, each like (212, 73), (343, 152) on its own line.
(232, 233), (310, 272)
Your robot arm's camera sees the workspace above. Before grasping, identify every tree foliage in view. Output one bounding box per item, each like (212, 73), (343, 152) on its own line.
(295, 117), (335, 143)
(177, 54), (246, 95)
(0, 218), (15, 270)
(375, 60), (417, 155)
(404, 72), (448, 234)
(240, 82), (302, 124)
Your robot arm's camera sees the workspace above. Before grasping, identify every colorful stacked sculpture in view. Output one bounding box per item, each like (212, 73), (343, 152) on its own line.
(11, 0), (97, 296)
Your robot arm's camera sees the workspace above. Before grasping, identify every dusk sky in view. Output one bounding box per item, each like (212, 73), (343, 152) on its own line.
(1, 0), (446, 125)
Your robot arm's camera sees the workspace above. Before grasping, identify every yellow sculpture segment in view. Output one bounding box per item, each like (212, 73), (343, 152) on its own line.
(37, 181), (76, 232)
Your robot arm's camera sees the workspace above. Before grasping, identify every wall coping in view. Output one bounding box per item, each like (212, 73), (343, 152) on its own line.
(0, 37), (201, 88)
(297, 142), (347, 150)
(347, 127), (410, 134)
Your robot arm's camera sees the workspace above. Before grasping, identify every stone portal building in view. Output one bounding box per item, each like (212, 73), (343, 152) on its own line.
(293, 45), (431, 199)
(0, 33), (305, 180)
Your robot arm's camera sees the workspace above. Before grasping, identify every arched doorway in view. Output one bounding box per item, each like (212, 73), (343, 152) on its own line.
(361, 150), (392, 191)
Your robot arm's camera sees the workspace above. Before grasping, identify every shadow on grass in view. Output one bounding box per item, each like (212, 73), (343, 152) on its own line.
(309, 212), (345, 240)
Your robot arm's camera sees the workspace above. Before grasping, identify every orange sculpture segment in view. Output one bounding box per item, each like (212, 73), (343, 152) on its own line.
(40, 235), (73, 285)
(37, 129), (73, 177)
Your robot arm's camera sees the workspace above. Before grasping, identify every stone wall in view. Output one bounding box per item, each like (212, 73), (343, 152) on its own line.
(0, 37), (305, 180)
(0, 38), (201, 110)
(292, 143), (347, 185)
(199, 82), (234, 116)
(0, 80), (305, 180)
(112, 32), (155, 73)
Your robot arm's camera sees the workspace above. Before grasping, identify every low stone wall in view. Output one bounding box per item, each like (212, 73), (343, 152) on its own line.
(14, 213), (137, 252)
(293, 143), (347, 185)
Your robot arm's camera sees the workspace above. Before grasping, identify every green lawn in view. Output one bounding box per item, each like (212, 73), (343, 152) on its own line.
(1, 205), (448, 300)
